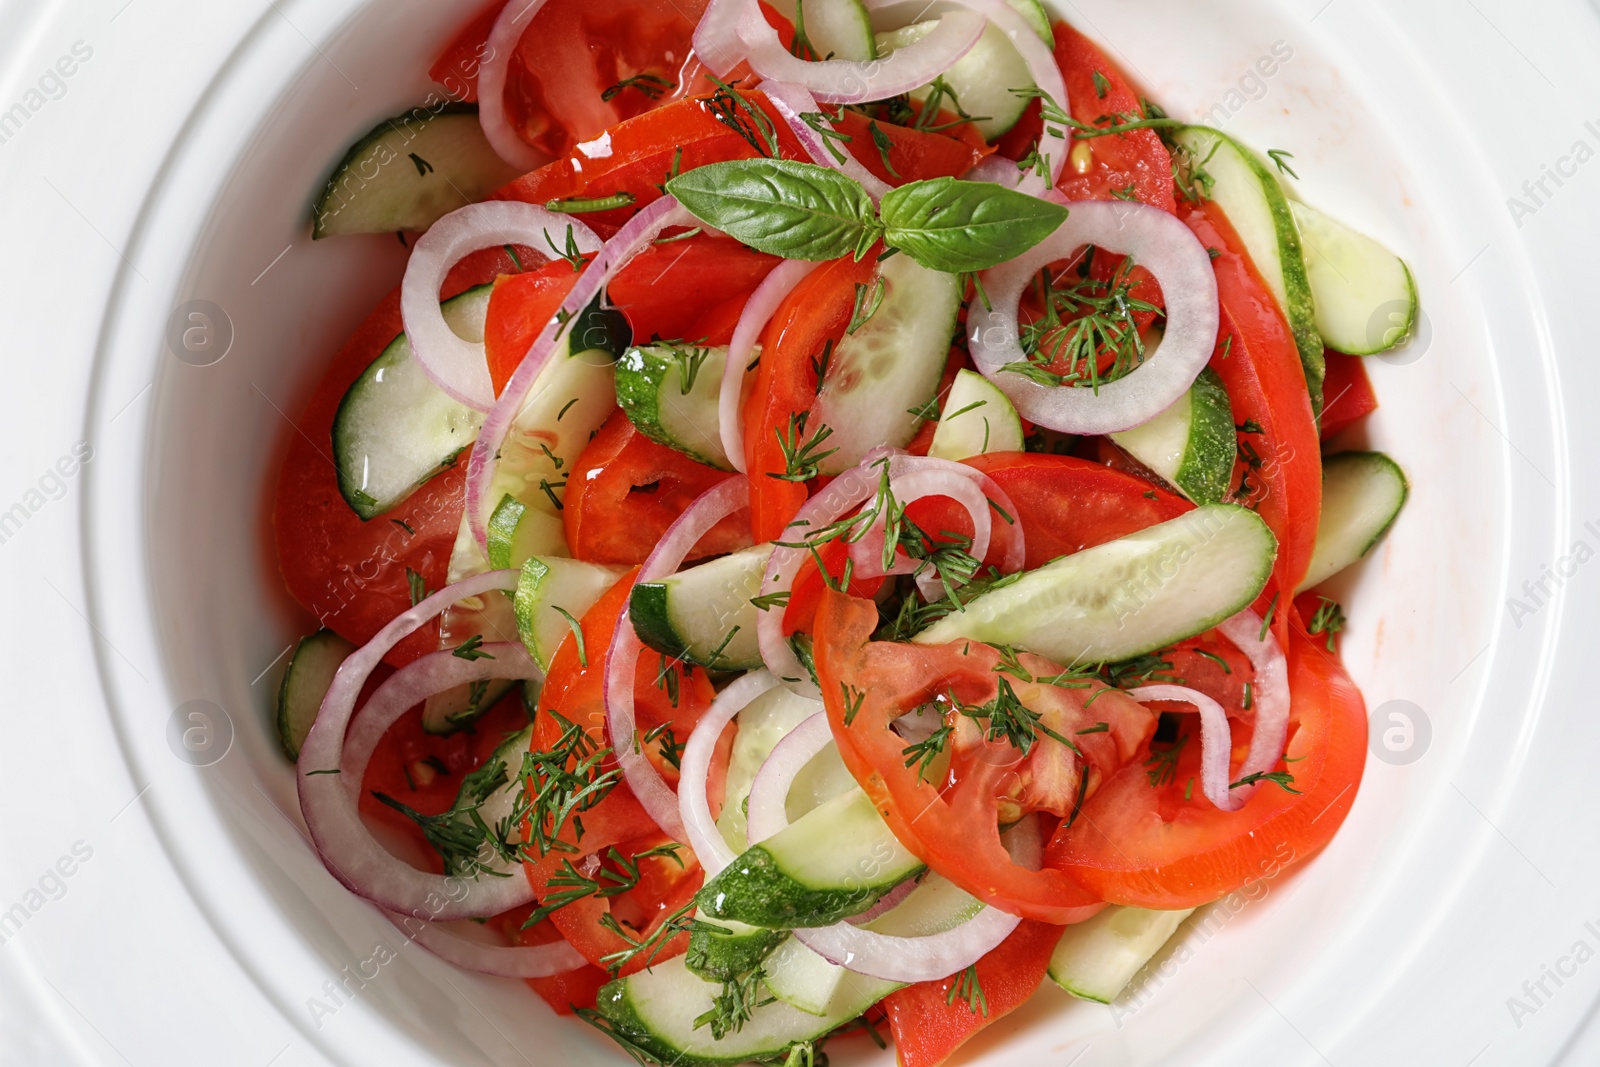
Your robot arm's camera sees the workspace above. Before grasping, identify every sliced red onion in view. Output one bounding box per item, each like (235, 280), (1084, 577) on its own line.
(400, 201), (602, 411)
(692, 0), (747, 77)
(389, 912), (586, 977)
(679, 670), (783, 876)
(298, 572), (541, 921)
(1129, 684), (1237, 812)
(741, 712), (1033, 980)
(466, 196), (693, 549)
(477, 0), (555, 172)
(866, 0), (1069, 187)
(969, 200), (1219, 435)
(722, 258), (821, 474)
(605, 476), (753, 839)
(846, 875), (919, 925)
(737, 0), (985, 104)
(1218, 609), (1291, 801)
(759, 81), (892, 200)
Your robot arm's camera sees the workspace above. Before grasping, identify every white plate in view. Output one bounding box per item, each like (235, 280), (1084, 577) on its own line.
(2, 0), (1599, 1064)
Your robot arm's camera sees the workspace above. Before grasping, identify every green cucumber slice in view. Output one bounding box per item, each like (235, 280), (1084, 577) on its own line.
(332, 285), (491, 521)
(875, 21), (1033, 140)
(591, 954), (894, 1066)
(915, 504), (1277, 664)
(1110, 367), (1235, 504)
(684, 921), (787, 984)
(276, 630), (355, 761)
(715, 686), (828, 854)
(1290, 201), (1417, 355)
(1172, 126), (1324, 410)
(1047, 905), (1194, 1003)
(928, 368), (1025, 461)
(697, 787), (924, 929)
(312, 105), (522, 239)
(485, 493), (567, 571)
(423, 513), (522, 734)
(630, 545), (772, 672)
(815, 254), (961, 473)
(768, 0), (876, 61)
(513, 556), (626, 671)
(615, 344), (732, 469)
(1297, 450), (1408, 592)
(1005, 0), (1054, 43)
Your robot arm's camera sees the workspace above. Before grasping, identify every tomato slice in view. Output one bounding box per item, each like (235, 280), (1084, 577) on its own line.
(429, 2), (502, 102)
(904, 452), (1191, 571)
(489, 908), (612, 1014)
(607, 234), (780, 344)
(830, 109), (987, 187)
(882, 920), (1065, 1067)
(1052, 22), (1176, 212)
(744, 253), (879, 542)
(522, 571), (714, 973)
(497, 93), (806, 232)
(565, 411), (752, 565)
(1319, 351), (1379, 439)
(273, 246), (523, 666)
(1182, 199), (1321, 603)
(813, 591), (1157, 922)
(484, 261), (580, 395)
(1045, 626), (1367, 909)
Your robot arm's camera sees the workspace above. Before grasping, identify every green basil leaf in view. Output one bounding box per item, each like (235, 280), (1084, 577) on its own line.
(879, 178), (1069, 273)
(665, 160), (881, 261)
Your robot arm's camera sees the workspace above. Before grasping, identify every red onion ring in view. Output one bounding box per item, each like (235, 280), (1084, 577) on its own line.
(678, 670), (784, 875)
(477, 0), (555, 172)
(298, 573), (542, 921)
(741, 712), (1037, 981)
(969, 200), (1219, 435)
(388, 912), (586, 977)
(1128, 684), (1238, 812)
(736, 0), (986, 105)
(758, 81), (892, 200)
(721, 258), (821, 474)
(605, 476), (753, 839)
(400, 201), (601, 411)
(692, 0), (748, 77)
(1217, 609), (1291, 801)
(465, 195), (693, 550)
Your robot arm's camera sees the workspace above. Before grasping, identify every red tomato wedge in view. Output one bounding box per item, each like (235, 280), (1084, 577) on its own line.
(484, 261), (579, 396)
(1052, 22), (1176, 212)
(813, 590), (1157, 922)
(565, 411), (752, 565)
(1319, 351), (1379, 439)
(831, 108), (988, 186)
(489, 908), (611, 1014)
(1183, 198), (1322, 605)
(607, 235), (780, 344)
(745, 253), (879, 542)
(904, 452), (1191, 571)
(272, 246), (522, 666)
(497, 93), (806, 232)
(1045, 626), (1367, 909)
(523, 571), (713, 972)
(883, 920), (1065, 1067)
(428, 2), (502, 101)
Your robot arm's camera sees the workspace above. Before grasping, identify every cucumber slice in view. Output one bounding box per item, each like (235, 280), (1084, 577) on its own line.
(716, 686), (828, 854)
(1172, 126), (1324, 410)
(485, 493), (567, 571)
(685, 921), (787, 984)
(916, 504), (1277, 664)
(423, 512), (523, 734)
(592, 954), (895, 1066)
(332, 285), (492, 521)
(928, 368), (1025, 461)
(1110, 367), (1235, 505)
(616, 344), (732, 469)
(768, 0), (876, 61)
(312, 105), (522, 239)
(1005, 0), (1054, 43)
(815, 254), (961, 474)
(1047, 905), (1194, 1003)
(1290, 201), (1417, 355)
(276, 630), (355, 761)
(697, 787), (924, 929)
(513, 556), (626, 671)
(764, 873), (980, 1015)
(875, 21), (1033, 140)
(421, 672), (518, 735)
(630, 545), (772, 672)
(1297, 451), (1408, 592)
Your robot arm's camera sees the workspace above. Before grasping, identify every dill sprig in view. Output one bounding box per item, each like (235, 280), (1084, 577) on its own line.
(1001, 248), (1161, 392)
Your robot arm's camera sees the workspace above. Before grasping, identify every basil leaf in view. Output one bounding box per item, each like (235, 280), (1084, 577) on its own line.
(666, 160), (881, 261)
(879, 178), (1069, 273)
